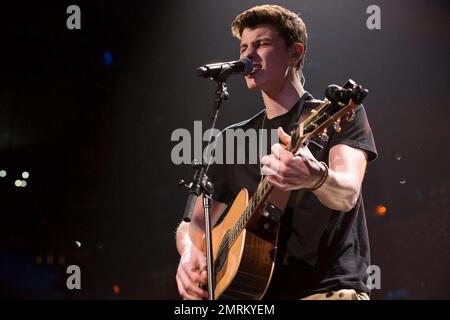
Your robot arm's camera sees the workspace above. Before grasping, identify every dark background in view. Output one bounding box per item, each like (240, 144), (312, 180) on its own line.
(0, 0), (449, 299)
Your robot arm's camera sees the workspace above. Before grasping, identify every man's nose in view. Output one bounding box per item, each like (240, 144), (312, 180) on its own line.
(242, 46), (256, 61)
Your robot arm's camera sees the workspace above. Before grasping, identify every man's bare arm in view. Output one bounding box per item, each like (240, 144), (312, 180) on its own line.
(175, 195), (227, 299)
(262, 127), (368, 212)
(312, 144), (368, 211)
(176, 195), (227, 254)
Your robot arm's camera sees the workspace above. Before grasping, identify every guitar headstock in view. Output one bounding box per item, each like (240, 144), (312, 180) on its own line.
(289, 79), (369, 153)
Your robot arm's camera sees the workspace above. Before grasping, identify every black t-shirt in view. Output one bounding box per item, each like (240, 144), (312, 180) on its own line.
(206, 92), (378, 299)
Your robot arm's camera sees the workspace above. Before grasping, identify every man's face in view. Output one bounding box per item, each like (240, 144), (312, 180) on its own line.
(240, 24), (291, 91)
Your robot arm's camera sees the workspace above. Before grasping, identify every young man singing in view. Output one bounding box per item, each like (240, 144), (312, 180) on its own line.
(175, 4), (377, 300)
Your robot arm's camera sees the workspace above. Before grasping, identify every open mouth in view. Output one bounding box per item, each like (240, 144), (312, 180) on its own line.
(247, 63), (262, 78)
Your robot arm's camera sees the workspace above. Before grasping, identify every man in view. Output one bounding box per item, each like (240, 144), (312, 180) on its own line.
(175, 4), (377, 300)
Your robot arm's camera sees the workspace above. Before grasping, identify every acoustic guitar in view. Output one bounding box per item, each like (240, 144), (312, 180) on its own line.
(204, 79), (369, 299)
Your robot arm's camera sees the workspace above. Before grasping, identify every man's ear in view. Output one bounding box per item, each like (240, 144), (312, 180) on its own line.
(289, 43), (304, 65)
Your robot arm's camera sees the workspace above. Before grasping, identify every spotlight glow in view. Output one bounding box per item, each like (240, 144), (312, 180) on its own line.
(112, 284), (120, 295)
(376, 204), (387, 216)
(46, 254), (54, 265)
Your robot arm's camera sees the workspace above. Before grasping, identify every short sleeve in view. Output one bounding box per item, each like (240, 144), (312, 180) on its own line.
(328, 104), (378, 163)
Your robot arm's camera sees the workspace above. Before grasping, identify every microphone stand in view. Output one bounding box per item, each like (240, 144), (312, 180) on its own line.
(179, 74), (230, 300)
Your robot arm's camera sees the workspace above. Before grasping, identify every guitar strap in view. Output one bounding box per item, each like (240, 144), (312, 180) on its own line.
(264, 95), (323, 217)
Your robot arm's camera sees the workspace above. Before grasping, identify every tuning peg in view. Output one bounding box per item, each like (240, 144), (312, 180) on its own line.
(318, 128), (329, 142)
(318, 132), (329, 142)
(333, 121), (342, 133)
(346, 110), (356, 122)
(178, 180), (192, 189)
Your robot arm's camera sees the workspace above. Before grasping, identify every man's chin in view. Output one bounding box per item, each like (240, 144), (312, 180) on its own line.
(245, 80), (261, 90)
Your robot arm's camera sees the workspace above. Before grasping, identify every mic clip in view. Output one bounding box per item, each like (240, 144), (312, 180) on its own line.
(179, 160), (214, 222)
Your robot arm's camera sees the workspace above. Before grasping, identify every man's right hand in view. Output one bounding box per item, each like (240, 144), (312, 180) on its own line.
(176, 244), (209, 300)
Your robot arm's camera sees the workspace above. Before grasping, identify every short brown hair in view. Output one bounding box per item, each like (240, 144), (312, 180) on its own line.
(231, 4), (307, 73)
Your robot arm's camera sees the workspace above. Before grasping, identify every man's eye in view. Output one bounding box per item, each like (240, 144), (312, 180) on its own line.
(255, 42), (269, 48)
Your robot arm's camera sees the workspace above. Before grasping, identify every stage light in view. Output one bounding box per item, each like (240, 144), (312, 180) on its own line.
(376, 204), (387, 216)
(46, 254), (54, 264)
(15, 180), (21, 187)
(0, 170), (6, 177)
(21, 180), (27, 187)
(112, 284), (120, 295)
(103, 50), (113, 66)
(75, 241), (81, 248)
(22, 171), (30, 179)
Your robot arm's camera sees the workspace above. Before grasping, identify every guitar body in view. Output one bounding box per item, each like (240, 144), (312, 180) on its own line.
(205, 188), (280, 300)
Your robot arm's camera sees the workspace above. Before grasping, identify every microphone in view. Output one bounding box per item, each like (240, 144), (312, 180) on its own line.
(196, 57), (253, 79)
